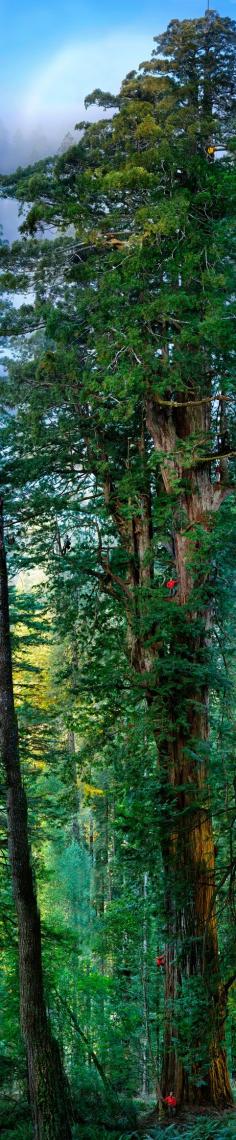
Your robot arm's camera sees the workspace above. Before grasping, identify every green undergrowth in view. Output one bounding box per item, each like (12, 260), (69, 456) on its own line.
(1, 1123), (236, 1140)
(72, 1112), (236, 1140)
(0, 1124), (32, 1140)
(133, 1113), (236, 1140)
(1, 1106), (236, 1140)
(71, 1111), (236, 1140)
(0, 1098), (31, 1140)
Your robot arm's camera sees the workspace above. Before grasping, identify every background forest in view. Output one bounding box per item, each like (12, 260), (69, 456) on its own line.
(0, 9), (236, 1140)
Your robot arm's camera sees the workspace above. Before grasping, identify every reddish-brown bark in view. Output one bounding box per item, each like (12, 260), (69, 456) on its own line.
(101, 398), (232, 1105)
(145, 398), (232, 1106)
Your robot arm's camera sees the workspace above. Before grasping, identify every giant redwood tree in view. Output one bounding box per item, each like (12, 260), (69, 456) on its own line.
(1, 8), (236, 1110)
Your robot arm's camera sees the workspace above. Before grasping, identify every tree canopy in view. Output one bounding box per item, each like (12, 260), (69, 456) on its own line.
(0, 10), (236, 1140)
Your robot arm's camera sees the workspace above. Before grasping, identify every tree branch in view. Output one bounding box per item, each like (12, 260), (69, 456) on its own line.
(55, 994), (113, 1090)
(224, 972), (236, 996)
(152, 393), (232, 409)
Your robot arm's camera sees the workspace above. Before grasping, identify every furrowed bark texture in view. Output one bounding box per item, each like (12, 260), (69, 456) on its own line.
(91, 406), (232, 1107)
(0, 501), (72, 1140)
(158, 706), (231, 1106)
(146, 398), (232, 1107)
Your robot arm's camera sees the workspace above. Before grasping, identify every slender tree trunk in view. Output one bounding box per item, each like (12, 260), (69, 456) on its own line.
(141, 872), (148, 1097)
(0, 499), (72, 1140)
(141, 872), (154, 1097)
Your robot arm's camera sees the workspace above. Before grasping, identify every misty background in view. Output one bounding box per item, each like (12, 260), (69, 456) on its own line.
(0, 119), (78, 174)
(0, 122), (77, 241)
(0, 2), (231, 243)
(0, 23), (156, 241)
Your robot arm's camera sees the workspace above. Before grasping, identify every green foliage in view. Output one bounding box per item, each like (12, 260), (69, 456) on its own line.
(148, 1117), (236, 1139)
(0, 9), (236, 1134)
(0, 1099), (31, 1139)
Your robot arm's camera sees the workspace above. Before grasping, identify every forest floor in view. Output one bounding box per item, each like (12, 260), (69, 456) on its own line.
(72, 1106), (236, 1140)
(124, 1101), (235, 1140)
(137, 1103), (236, 1137)
(2, 1113), (236, 1140)
(1, 1096), (236, 1140)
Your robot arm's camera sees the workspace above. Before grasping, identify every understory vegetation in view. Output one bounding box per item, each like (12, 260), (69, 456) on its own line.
(0, 8), (236, 1139)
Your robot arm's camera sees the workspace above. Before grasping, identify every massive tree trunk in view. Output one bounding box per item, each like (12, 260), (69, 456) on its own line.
(0, 499), (72, 1140)
(158, 701), (232, 1106)
(93, 403), (232, 1106)
(145, 397), (232, 1107)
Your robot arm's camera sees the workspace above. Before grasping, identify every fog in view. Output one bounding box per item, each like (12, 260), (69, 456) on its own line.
(0, 28), (154, 173)
(0, 119), (78, 174)
(0, 124), (79, 242)
(0, 198), (28, 243)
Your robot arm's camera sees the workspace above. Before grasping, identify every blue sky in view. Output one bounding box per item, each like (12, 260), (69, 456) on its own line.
(1, 1), (234, 137)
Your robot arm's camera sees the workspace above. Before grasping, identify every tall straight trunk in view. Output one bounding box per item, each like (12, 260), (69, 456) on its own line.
(145, 398), (232, 1107)
(0, 499), (72, 1140)
(98, 410), (232, 1106)
(158, 699), (232, 1105)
